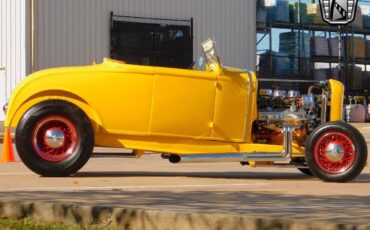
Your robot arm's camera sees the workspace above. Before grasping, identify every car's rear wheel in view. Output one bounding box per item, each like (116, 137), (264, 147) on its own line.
(305, 121), (367, 182)
(16, 100), (94, 176)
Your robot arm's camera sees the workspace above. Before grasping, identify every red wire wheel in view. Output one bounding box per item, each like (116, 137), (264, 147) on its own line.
(32, 116), (79, 162)
(313, 132), (355, 174)
(306, 121), (367, 182)
(16, 100), (94, 177)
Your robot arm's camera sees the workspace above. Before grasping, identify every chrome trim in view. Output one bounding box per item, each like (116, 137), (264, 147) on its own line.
(258, 111), (306, 121)
(259, 79), (327, 84)
(302, 95), (315, 110)
(45, 128), (65, 148)
(321, 93), (328, 124)
(170, 124), (295, 164)
(260, 89), (273, 96)
(281, 124), (293, 158)
(325, 143), (345, 162)
(287, 90), (300, 98)
(171, 153), (245, 163)
(170, 152), (291, 163)
(273, 90), (287, 97)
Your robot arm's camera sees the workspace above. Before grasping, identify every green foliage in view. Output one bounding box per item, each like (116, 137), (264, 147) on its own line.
(0, 218), (118, 230)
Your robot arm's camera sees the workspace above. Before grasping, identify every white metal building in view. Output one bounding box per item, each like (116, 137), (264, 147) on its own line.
(0, 0), (256, 121)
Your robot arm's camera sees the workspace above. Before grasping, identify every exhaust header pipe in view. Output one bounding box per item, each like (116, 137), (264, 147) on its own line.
(281, 124), (293, 158)
(169, 125), (294, 164)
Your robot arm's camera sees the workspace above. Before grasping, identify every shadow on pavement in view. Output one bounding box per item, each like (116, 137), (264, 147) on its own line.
(71, 171), (370, 183)
(73, 171), (316, 181)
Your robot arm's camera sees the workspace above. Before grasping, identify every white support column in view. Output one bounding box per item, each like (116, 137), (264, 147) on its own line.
(0, 0), (28, 113)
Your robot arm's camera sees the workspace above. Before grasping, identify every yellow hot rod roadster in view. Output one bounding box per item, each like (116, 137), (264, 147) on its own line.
(4, 39), (368, 182)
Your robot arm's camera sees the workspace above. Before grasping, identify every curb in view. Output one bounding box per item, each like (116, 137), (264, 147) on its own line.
(0, 201), (369, 230)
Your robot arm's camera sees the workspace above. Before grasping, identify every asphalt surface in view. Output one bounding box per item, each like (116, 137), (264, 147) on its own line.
(1, 142), (370, 225)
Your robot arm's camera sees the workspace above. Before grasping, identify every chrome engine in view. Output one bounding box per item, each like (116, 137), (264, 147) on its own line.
(254, 84), (329, 146)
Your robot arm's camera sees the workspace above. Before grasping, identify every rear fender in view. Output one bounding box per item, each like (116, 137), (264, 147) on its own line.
(5, 90), (103, 133)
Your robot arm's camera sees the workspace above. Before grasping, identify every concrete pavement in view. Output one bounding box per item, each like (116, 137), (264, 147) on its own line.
(351, 123), (370, 142)
(1, 123), (370, 228)
(1, 145), (370, 227)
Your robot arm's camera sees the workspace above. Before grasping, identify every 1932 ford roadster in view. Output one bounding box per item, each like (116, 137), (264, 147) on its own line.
(4, 39), (368, 182)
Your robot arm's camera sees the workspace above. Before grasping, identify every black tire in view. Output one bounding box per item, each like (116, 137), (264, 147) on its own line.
(297, 168), (313, 176)
(16, 100), (94, 176)
(305, 121), (367, 182)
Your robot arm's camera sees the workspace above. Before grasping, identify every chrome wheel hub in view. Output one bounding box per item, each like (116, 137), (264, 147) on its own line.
(32, 115), (78, 162)
(325, 143), (345, 162)
(44, 128), (65, 148)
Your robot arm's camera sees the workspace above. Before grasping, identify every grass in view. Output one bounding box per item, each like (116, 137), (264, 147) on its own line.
(0, 218), (118, 230)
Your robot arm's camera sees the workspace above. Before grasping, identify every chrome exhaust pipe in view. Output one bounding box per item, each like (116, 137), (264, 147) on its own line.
(169, 125), (294, 164)
(281, 124), (293, 158)
(320, 93), (328, 124)
(169, 153), (247, 163)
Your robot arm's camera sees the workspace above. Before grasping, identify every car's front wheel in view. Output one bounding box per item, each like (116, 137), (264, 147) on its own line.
(305, 121), (367, 182)
(16, 100), (94, 177)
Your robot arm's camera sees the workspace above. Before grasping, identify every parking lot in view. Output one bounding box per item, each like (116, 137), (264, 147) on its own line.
(1, 141), (370, 225)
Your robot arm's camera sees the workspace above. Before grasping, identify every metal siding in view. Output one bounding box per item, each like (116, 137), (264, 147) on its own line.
(0, 0), (27, 106)
(34, 0), (256, 71)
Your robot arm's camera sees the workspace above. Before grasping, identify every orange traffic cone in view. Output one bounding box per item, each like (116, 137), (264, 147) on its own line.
(1, 128), (15, 163)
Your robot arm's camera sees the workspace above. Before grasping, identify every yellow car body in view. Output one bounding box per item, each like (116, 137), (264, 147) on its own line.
(5, 59), (343, 157)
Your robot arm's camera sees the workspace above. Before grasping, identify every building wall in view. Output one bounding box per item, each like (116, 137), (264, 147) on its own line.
(0, 0), (28, 105)
(34, 0), (256, 71)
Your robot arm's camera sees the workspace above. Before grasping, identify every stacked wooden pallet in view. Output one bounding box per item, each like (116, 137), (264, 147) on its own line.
(288, 2), (326, 25)
(313, 69), (328, 81)
(343, 37), (365, 59)
(350, 6), (363, 29)
(328, 38), (339, 57)
(306, 3), (326, 25)
(313, 68), (340, 81)
(311, 36), (329, 56)
(347, 65), (363, 91)
(279, 32), (310, 57)
(289, 2), (310, 24)
(345, 96), (367, 123)
(362, 72), (370, 92)
(275, 0), (290, 22)
(365, 40), (370, 59)
(258, 51), (291, 76)
(361, 5), (370, 29)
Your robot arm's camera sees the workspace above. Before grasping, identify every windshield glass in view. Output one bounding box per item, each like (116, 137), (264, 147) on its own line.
(201, 38), (220, 67)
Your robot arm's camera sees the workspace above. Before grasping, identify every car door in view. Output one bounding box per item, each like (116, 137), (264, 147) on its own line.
(93, 63), (156, 135)
(211, 69), (252, 142)
(150, 67), (217, 139)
